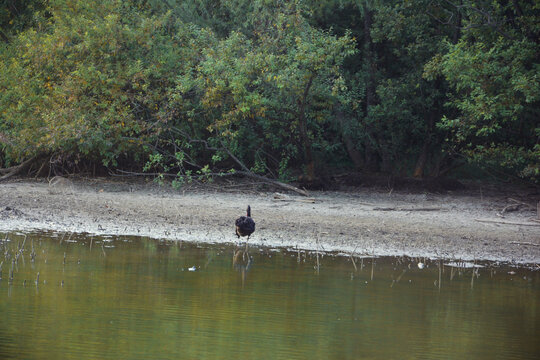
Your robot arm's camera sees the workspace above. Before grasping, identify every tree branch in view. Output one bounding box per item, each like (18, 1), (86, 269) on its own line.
(427, 0), (516, 40)
(0, 29), (9, 43)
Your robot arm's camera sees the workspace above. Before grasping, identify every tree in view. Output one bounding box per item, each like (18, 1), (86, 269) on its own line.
(1, 0), (537, 185)
(0, 0), (187, 168)
(426, 0), (540, 181)
(0, 0), (47, 42)
(162, 1), (356, 182)
(309, 0), (453, 177)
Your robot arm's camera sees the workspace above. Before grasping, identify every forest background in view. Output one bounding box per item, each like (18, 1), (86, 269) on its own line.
(0, 0), (538, 189)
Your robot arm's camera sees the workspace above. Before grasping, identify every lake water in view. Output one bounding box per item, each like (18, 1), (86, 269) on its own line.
(1, 232), (538, 359)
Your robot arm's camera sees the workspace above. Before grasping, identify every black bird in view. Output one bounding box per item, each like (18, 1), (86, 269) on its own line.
(235, 205), (255, 240)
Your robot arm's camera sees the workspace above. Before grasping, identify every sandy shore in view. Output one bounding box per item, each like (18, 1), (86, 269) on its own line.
(0, 178), (539, 264)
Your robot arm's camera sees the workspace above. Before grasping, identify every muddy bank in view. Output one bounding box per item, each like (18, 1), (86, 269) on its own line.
(0, 178), (539, 264)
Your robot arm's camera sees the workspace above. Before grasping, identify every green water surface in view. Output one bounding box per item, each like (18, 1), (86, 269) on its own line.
(0, 232), (538, 359)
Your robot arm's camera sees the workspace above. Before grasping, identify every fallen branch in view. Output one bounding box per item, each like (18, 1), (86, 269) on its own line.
(235, 170), (309, 196)
(475, 218), (540, 226)
(273, 198), (316, 203)
(358, 202), (377, 207)
(217, 138), (308, 195)
(497, 203), (521, 216)
(164, 128), (310, 196)
(508, 198), (536, 209)
(273, 193), (316, 203)
(112, 169), (309, 196)
(372, 207), (441, 211)
(509, 241), (540, 247)
(497, 198), (537, 217)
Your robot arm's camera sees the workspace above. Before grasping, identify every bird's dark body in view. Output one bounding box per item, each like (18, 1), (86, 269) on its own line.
(235, 205), (255, 239)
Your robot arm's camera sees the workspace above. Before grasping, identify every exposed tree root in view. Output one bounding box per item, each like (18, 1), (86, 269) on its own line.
(0, 156), (37, 181)
(112, 168), (309, 196)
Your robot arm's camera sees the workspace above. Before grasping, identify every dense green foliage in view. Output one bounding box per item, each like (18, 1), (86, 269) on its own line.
(1, 0), (538, 183)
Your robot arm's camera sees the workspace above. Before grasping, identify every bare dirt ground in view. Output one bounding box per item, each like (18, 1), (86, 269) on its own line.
(0, 177), (539, 264)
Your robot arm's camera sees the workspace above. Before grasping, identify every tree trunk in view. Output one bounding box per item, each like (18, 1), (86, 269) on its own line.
(0, 30), (9, 43)
(511, 0), (538, 44)
(362, 1), (379, 172)
(413, 112), (435, 178)
(413, 141), (429, 178)
(336, 108), (364, 169)
(452, 0), (462, 44)
(298, 75), (315, 181)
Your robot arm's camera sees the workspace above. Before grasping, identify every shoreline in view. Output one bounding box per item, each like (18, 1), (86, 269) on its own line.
(1, 178), (539, 265)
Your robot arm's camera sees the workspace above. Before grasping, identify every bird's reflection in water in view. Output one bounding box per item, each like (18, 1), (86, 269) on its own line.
(233, 246), (253, 288)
